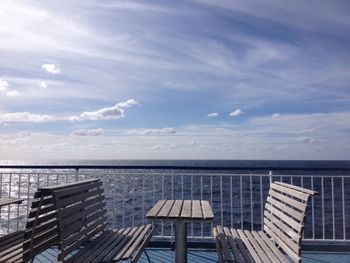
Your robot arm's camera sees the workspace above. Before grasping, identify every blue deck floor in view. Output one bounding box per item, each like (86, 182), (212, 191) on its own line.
(34, 248), (350, 263)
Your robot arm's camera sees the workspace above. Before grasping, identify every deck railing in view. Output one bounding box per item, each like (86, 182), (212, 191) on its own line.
(0, 165), (349, 244)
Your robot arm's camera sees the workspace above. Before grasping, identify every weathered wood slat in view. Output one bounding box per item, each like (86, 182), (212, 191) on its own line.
(216, 226), (233, 262)
(169, 200), (183, 218)
(230, 229), (254, 263)
(0, 197), (24, 207)
(28, 204), (55, 218)
(180, 200), (192, 218)
(201, 200), (214, 219)
(264, 216), (300, 253)
(0, 231), (23, 262)
(244, 230), (272, 263)
(192, 200), (203, 219)
(267, 196), (304, 222)
(53, 181), (102, 198)
(269, 189), (307, 212)
(59, 195), (104, 218)
(223, 227), (245, 263)
(236, 229), (262, 263)
(271, 183), (309, 201)
(258, 231), (289, 263)
(212, 227), (224, 263)
(123, 224), (152, 259)
(56, 188), (104, 208)
(274, 181), (317, 195)
(146, 200), (167, 218)
(99, 228), (134, 263)
(264, 224), (301, 262)
(264, 210), (300, 243)
(89, 228), (126, 263)
(38, 179), (99, 191)
(251, 231), (281, 263)
(265, 202), (302, 232)
(158, 200), (175, 218)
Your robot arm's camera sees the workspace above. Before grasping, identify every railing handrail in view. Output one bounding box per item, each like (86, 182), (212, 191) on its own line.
(0, 164), (349, 171)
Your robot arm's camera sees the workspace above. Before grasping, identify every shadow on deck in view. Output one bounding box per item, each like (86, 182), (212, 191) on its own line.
(34, 248), (350, 263)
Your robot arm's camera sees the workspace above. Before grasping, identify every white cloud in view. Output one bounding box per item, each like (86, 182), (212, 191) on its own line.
(0, 79), (9, 91)
(42, 64), (61, 74)
(39, 81), (47, 89)
(229, 109), (244, 117)
(0, 112), (53, 123)
(116, 99), (138, 108)
(207, 112), (219, 117)
(79, 106), (124, 121)
(6, 90), (19, 97)
(272, 113), (280, 118)
(72, 99), (137, 121)
(0, 79), (19, 97)
(71, 128), (104, 136)
(128, 127), (176, 135)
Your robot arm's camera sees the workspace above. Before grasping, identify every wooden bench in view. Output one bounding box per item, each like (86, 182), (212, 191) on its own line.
(213, 181), (317, 263)
(0, 197), (24, 263)
(0, 179), (152, 263)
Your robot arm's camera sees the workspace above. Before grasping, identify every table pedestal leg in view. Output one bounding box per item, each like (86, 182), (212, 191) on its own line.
(175, 221), (187, 263)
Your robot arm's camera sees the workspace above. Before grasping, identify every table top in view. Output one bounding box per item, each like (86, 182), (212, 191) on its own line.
(0, 197), (24, 207)
(146, 200), (214, 222)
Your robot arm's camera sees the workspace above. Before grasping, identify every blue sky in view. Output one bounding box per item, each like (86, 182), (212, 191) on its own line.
(0, 0), (350, 160)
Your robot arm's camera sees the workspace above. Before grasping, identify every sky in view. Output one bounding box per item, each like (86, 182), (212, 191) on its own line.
(0, 0), (350, 160)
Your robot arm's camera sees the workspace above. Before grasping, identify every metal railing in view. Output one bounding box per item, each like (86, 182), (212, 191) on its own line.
(0, 165), (349, 244)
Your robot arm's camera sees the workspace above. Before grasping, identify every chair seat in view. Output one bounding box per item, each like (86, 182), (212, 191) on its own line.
(213, 226), (290, 263)
(0, 230), (24, 263)
(65, 224), (153, 263)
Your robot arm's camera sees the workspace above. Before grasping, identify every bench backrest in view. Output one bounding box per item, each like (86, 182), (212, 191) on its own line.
(23, 189), (60, 262)
(52, 179), (106, 262)
(263, 181), (316, 263)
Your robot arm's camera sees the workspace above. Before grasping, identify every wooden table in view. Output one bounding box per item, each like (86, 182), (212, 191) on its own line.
(146, 200), (214, 263)
(0, 197), (23, 207)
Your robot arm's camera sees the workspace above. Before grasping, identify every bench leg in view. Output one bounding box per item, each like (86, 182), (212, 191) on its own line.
(144, 250), (151, 263)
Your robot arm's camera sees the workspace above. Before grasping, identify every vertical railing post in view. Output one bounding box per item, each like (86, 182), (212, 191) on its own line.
(269, 171), (273, 184)
(75, 168), (79, 181)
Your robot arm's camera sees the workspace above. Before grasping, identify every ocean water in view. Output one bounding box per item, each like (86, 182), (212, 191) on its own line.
(0, 160), (349, 240)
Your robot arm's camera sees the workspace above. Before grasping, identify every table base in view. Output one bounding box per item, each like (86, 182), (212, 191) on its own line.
(175, 221), (187, 263)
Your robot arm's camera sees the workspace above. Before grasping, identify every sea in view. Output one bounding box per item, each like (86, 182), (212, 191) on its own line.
(0, 160), (349, 240)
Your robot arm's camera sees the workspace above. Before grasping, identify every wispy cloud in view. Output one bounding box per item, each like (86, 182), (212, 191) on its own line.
(128, 127), (176, 135)
(71, 128), (104, 136)
(0, 112), (53, 123)
(0, 99), (138, 123)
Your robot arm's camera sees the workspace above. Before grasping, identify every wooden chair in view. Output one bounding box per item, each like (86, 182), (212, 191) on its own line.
(0, 198), (24, 263)
(1, 179), (153, 263)
(213, 181), (317, 263)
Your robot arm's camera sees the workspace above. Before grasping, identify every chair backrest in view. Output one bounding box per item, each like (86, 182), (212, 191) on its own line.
(51, 179), (106, 262)
(263, 181), (317, 263)
(23, 189), (60, 262)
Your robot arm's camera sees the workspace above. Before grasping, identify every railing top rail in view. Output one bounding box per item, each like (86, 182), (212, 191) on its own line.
(0, 165), (349, 171)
